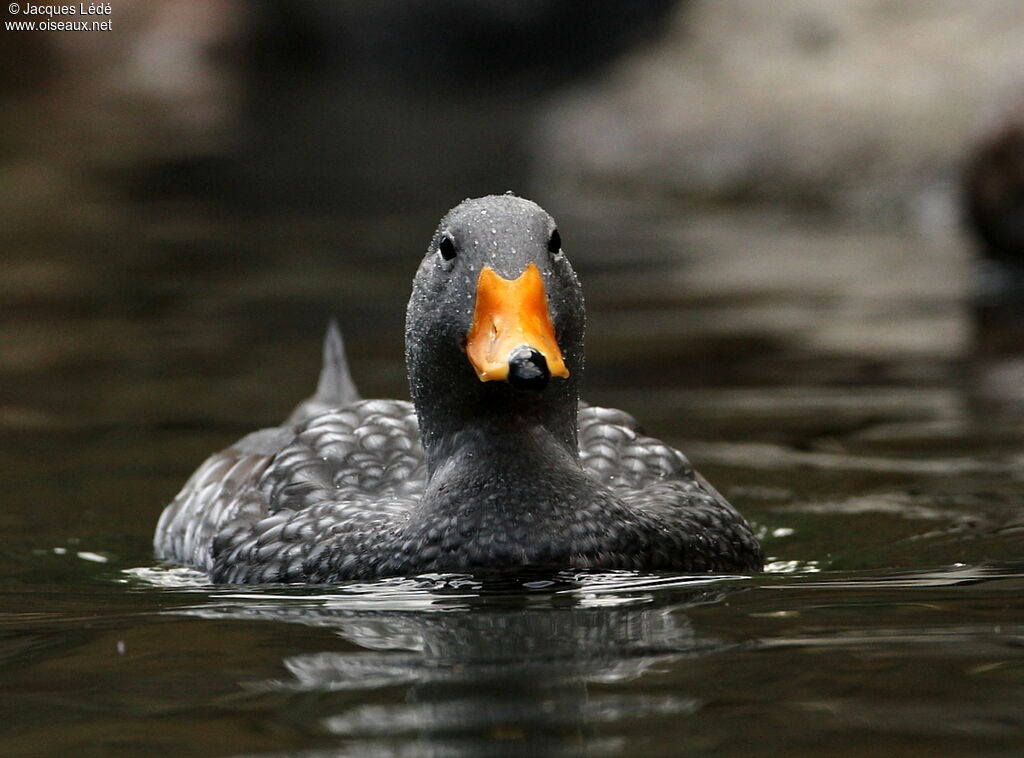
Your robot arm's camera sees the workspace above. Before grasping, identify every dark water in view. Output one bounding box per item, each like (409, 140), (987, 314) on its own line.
(3, 42), (1024, 757)
(4, 189), (1024, 757)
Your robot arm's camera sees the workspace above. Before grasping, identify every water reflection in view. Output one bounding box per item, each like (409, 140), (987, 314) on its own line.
(123, 563), (1024, 758)
(163, 573), (742, 758)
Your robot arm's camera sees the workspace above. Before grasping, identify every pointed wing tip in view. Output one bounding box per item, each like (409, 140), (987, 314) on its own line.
(319, 316), (358, 398)
(324, 315), (343, 355)
(286, 317), (362, 427)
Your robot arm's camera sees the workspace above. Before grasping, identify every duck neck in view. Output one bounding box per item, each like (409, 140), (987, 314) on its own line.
(416, 407), (591, 534)
(414, 381), (580, 481)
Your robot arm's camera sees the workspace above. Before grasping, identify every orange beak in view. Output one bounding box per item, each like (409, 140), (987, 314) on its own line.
(466, 263), (570, 382)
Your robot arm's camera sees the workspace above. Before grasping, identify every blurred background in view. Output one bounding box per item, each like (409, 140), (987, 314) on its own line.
(3, 0), (1024, 560)
(5, 3), (1024, 757)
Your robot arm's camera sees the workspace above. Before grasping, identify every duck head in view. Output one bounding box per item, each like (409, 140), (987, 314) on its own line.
(405, 195), (585, 471)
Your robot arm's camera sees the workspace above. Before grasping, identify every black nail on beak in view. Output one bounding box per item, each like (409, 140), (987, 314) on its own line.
(508, 346), (550, 390)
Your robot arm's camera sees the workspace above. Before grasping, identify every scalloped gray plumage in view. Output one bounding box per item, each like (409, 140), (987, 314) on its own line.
(154, 195), (763, 582)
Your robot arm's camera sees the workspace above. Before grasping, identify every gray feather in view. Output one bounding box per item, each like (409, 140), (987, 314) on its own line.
(287, 317), (360, 426)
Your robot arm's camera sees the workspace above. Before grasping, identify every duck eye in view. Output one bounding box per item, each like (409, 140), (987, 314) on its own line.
(547, 229), (561, 254)
(438, 234), (456, 261)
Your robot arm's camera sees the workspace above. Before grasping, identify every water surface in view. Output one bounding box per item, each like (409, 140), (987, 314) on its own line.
(2, 82), (1024, 758)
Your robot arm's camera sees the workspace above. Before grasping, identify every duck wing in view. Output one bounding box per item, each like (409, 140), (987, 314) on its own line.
(213, 400), (427, 582)
(155, 321), (415, 578)
(153, 426), (288, 573)
(287, 317), (361, 426)
(578, 404), (703, 492)
(578, 405), (761, 571)
(156, 399), (426, 582)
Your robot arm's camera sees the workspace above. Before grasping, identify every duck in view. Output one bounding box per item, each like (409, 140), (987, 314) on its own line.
(154, 195), (763, 583)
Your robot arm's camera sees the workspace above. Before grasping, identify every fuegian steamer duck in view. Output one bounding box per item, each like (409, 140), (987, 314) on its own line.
(155, 195), (763, 582)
